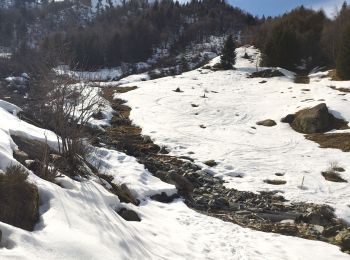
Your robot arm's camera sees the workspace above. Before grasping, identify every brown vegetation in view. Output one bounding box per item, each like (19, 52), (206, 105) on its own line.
(0, 165), (39, 231)
(306, 133), (350, 152)
(329, 85), (350, 93)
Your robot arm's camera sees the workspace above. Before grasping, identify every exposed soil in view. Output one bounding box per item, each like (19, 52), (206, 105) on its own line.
(329, 85), (350, 93)
(306, 133), (350, 152)
(97, 86), (350, 253)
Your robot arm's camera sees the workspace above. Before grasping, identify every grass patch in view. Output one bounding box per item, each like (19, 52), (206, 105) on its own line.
(321, 161), (347, 183)
(306, 133), (350, 152)
(329, 85), (350, 93)
(101, 86), (137, 103)
(0, 165), (39, 231)
(107, 125), (142, 138)
(114, 86), (138, 94)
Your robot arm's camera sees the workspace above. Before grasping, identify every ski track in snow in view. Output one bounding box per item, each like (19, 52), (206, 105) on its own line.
(120, 46), (350, 223)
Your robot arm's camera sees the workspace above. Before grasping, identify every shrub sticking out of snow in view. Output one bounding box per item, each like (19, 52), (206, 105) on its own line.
(0, 165), (39, 231)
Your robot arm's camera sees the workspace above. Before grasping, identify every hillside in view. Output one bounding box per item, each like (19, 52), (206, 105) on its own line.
(120, 46), (350, 222)
(1, 1), (350, 259)
(0, 46), (349, 259)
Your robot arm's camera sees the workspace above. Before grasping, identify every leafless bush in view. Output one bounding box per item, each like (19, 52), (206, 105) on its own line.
(30, 66), (102, 176)
(0, 165), (39, 231)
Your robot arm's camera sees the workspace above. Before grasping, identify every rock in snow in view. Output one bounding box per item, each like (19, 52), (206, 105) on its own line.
(256, 119), (277, 127)
(281, 103), (349, 134)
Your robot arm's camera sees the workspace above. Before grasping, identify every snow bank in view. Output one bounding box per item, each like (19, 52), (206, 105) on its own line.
(88, 146), (176, 199)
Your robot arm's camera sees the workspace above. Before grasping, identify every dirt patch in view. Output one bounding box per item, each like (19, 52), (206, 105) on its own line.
(306, 133), (350, 152)
(329, 85), (350, 93)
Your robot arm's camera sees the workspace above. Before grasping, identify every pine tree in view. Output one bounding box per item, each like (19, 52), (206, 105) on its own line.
(262, 22), (299, 70)
(180, 55), (189, 72)
(220, 35), (236, 69)
(336, 25), (350, 80)
(341, 1), (348, 13)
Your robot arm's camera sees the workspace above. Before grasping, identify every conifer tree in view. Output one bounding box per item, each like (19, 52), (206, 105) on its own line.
(336, 25), (350, 80)
(262, 22), (299, 70)
(220, 35), (236, 69)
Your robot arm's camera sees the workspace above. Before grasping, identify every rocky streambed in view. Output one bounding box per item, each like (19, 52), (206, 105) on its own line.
(96, 86), (350, 253)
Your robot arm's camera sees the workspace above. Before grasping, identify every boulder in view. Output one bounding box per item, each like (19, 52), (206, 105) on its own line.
(119, 184), (140, 205)
(256, 119), (277, 127)
(323, 225), (343, 237)
(282, 103), (348, 134)
(13, 149), (29, 165)
(335, 230), (350, 252)
(208, 197), (229, 210)
(159, 146), (170, 154)
(249, 69), (284, 78)
(151, 192), (179, 203)
(203, 160), (218, 167)
(111, 183), (139, 206)
(154, 171), (194, 195)
(117, 208), (141, 222)
(292, 104), (331, 133)
(321, 171), (347, 183)
(280, 114), (295, 124)
(297, 205), (335, 226)
(11, 135), (50, 161)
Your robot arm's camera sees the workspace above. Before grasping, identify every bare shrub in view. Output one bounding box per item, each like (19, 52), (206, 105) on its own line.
(30, 67), (102, 177)
(0, 165), (39, 231)
(321, 161), (347, 183)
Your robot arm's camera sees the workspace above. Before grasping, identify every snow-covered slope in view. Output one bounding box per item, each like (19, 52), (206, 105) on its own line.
(0, 83), (349, 258)
(119, 46), (350, 223)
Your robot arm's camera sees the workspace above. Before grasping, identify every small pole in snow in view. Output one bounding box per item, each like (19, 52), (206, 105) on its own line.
(300, 176), (305, 189)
